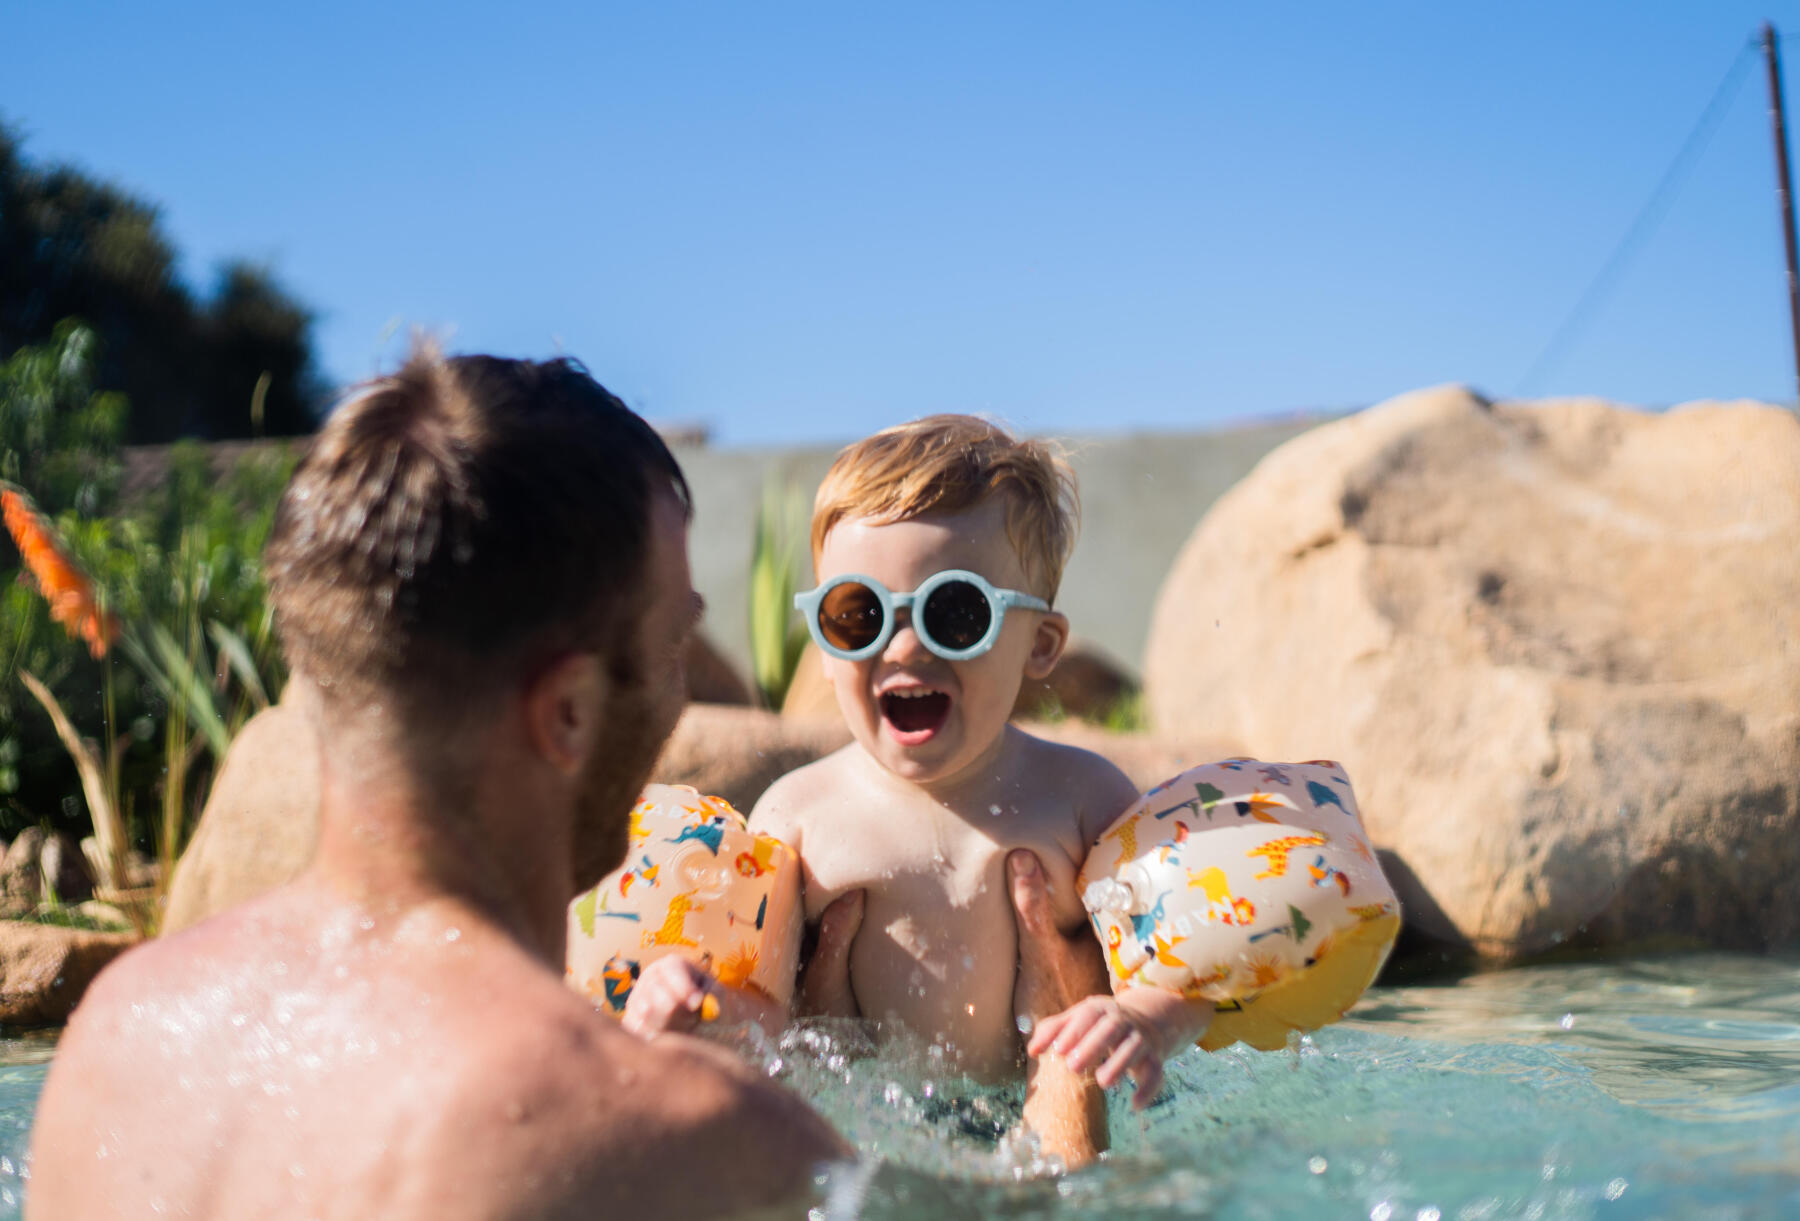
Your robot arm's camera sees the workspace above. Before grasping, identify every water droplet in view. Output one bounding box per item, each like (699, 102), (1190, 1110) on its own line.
(444, 928), (461, 943)
(988, 804), (1002, 817)
(1369, 1203), (1393, 1221)
(1308, 1156), (1327, 1174)
(1558, 1012), (1575, 1030)
(1604, 1178), (1628, 1201)
(1016, 1014), (1034, 1035)
(1416, 1209), (1441, 1221)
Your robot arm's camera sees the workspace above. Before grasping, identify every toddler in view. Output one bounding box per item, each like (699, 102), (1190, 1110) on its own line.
(626, 416), (1211, 1161)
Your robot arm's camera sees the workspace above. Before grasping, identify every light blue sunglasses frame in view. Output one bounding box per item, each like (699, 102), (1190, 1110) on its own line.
(794, 569), (1050, 662)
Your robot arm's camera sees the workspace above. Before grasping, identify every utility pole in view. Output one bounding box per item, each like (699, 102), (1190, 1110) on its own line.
(1762, 21), (1800, 407)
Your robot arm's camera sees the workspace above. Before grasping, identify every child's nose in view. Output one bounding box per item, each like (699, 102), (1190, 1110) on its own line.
(883, 609), (930, 663)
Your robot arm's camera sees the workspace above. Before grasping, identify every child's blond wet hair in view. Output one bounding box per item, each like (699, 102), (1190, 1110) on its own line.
(810, 414), (1079, 600)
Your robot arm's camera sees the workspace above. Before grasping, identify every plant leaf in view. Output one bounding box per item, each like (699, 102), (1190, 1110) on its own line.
(207, 620), (271, 710)
(144, 623), (231, 759)
(18, 669), (126, 893)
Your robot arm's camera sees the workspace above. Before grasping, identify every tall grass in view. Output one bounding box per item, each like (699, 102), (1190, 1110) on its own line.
(747, 480), (811, 709)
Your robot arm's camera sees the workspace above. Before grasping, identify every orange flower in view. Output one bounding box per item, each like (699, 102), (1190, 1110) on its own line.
(2, 489), (118, 659)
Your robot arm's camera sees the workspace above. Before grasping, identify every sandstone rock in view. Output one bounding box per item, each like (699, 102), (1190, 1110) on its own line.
(1013, 636), (1138, 722)
(684, 631), (753, 706)
(651, 703), (851, 811)
(162, 700), (319, 935)
(0, 830), (46, 919)
(1144, 386), (1800, 961)
(40, 831), (94, 905)
(0, 921), (140, 1026)
(780, 643), (838, 722)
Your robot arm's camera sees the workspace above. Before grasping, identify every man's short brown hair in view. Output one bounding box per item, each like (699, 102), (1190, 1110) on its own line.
(266, 347), (688, 720)
(810, 414), (1078, 599)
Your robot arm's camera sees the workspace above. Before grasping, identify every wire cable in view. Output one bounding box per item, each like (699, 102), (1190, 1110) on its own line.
(1515, 40), (1758, 397)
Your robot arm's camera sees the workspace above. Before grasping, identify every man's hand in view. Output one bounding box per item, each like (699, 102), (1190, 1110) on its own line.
(1027, 985), (1211, 1110)
(1008, 849), (1111, 1165)
(1009, 849), (1109, 1023)
(621, 956), (717, 1037)
(796, 889), (865, 1018)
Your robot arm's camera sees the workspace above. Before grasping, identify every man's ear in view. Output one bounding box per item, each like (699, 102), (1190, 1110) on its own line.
(523, 652), (606, 778)
(1023, 611), (1070, 681)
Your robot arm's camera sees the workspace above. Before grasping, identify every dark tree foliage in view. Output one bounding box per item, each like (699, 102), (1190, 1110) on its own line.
(0, 121), (326, 441)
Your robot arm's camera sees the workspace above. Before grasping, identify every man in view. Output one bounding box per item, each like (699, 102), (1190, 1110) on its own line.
(28, 351), (849, 1218)
(28, 349), (1117, 1218)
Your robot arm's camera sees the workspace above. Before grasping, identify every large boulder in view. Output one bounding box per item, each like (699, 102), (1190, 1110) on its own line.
(683, 631), (754, 706)
(0, 921), (141, 1026)
(649, 703), (850, 810)
(161, 699), (319, 934)
(1145, 386), (1800, 961)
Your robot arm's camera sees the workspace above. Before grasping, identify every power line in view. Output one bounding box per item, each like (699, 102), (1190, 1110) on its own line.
(1515, 40), (1758, 397)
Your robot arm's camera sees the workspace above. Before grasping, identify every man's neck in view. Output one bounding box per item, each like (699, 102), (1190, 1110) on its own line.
(308, 711), (573, 966)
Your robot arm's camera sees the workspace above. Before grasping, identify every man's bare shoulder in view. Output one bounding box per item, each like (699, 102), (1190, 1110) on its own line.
(469, 997), (850, 1216)
(749, 743), (865, 843)
(57, 889), (299, 1042)
(1008, 727), (1142, 844)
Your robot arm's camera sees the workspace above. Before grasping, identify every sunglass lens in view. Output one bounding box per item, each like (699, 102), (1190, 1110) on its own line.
(922, 580), (992, 652)
(818, 582), (886, 652)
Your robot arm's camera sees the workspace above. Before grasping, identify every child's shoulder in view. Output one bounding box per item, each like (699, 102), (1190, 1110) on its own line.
(1007, 727), (1143, 843)
(748, 743), (865, 844)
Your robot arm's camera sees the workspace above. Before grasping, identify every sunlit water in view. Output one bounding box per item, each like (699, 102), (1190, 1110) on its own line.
(4, 956), (1799, 1219)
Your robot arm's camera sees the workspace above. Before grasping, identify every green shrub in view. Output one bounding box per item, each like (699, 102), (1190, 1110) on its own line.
(2, 324), (292, 853)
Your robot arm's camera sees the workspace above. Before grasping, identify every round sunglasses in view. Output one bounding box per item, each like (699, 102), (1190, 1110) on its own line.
(793, 569), (1050, 662)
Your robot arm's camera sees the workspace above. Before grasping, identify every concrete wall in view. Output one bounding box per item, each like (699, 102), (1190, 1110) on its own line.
(672, 415), (1330, 681)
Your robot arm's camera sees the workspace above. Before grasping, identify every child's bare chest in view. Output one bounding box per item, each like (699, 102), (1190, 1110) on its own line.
(798, 804), (1083, 921)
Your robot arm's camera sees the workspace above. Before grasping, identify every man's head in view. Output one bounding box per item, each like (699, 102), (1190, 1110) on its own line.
(802, 415), (1078, 788)
(266, 347), (695, 881)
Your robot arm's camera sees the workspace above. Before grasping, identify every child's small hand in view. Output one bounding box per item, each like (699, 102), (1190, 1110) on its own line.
(621, 956), (718, 1037)
(1027, 987), (1211, 1109)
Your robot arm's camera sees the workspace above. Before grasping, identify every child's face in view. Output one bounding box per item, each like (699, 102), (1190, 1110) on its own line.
(812, 499), (1068, 790)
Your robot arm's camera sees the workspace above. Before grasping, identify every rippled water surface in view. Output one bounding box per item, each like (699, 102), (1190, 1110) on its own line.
(5, 955), (1800, 1219)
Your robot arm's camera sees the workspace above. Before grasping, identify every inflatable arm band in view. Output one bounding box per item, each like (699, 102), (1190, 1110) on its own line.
(1080, 759), (1401, 1052)
(566, 784), (802, 1016)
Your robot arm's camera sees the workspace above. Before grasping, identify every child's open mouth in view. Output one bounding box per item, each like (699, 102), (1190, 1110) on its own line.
(879, 688), (951, 743)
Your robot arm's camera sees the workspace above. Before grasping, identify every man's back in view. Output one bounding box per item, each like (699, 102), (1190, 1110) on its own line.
(28, 880), (844, 1219)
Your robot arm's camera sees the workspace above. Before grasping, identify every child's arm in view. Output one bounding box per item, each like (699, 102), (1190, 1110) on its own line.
(622, 882), (867, 1037)
(621, 956), (788, 1037)
(1027, 986), (1213, 1109)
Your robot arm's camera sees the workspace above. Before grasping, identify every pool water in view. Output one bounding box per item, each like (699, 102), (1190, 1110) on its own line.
(5, 955), (1799, 1219)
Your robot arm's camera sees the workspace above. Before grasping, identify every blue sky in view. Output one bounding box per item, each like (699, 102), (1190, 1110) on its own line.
(12, 1), (1800, 443)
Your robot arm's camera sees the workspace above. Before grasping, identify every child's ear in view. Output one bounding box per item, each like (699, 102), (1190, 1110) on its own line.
(1023, 611), (1070, 681)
